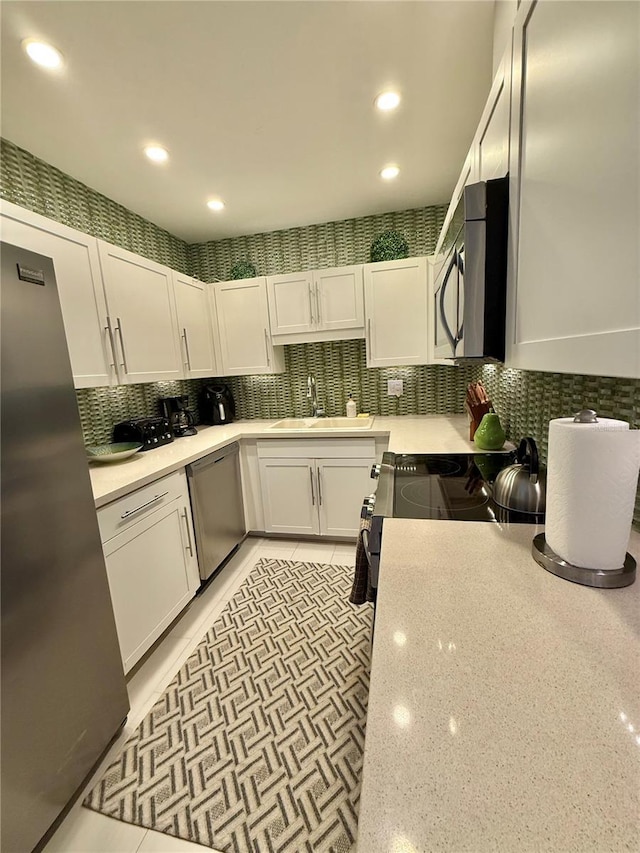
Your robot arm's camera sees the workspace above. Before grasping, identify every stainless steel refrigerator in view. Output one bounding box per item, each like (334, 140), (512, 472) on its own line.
(1, 242), (129, 852)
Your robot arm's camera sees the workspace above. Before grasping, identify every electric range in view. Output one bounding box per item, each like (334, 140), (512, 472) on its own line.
(362, 451), (545, 588)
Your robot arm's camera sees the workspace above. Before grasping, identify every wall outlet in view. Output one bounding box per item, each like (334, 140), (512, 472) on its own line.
(387, 379), (403, 397)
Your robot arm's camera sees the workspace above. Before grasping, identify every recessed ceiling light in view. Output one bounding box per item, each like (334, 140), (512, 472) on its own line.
(380, 165), (400, 181)
(22, 39), (63, 70)
(144, 145), (169, 164)
(207, 199), (225, 212)
(375, 91), (401, 112)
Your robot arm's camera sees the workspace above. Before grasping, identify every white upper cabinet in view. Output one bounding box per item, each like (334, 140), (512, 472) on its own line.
(212, 277), (285, 375)
(267, 271), (315, 336)
(364, 256), (430, 367)
(314, 265), (364, 332)
(266, 264), (364, 343)
(506, 0), (640, 378)
(172, 272), (216, 378)
(475, 44), (512, 183)
(0, 201), (115, 388)
(97, 241), (183, 384)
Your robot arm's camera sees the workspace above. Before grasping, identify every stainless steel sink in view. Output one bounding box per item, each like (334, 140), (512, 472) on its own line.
(269, 416), (374, 430)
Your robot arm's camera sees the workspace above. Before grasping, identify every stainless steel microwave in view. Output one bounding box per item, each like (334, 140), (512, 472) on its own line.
(433, 176), (508, 361)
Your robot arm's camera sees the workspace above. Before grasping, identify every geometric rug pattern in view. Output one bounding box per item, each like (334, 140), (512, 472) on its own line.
(84, 559), (373, 852)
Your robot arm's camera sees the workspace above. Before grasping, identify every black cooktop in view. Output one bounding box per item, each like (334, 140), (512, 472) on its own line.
(392, 452), (541, 524)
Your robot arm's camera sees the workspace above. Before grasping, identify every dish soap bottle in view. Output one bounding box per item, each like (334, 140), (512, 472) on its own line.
(346, 393), (357, 418)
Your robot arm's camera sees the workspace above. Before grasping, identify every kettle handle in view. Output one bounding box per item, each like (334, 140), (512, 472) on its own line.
(517, 437), (539, 484)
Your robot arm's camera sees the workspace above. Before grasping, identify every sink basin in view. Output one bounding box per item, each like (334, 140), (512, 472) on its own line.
(309, 417), (374, 430)
(269, 416), (374, 430)
(269, 418), (317, 429)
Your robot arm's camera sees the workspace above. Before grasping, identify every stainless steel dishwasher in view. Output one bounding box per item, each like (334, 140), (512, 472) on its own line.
(187, 442), (246, 580)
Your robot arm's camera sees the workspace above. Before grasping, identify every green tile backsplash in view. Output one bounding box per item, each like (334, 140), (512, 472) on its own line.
(2, 137), (638, 526)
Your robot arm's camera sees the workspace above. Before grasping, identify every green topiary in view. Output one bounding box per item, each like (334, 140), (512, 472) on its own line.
(229, 260), (257, 279)
(370, 230), (410, 262)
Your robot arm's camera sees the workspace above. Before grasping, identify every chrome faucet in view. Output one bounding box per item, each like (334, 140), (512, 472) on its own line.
(307, 375), (324, 417)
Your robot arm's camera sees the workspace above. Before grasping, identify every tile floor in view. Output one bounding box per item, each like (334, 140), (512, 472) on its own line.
(43, 537), (355, 853)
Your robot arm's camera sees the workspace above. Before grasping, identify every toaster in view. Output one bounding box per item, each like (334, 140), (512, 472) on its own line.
(113, 417), (174, 451)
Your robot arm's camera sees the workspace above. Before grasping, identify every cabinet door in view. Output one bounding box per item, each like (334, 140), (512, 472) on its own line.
(314, 265), (364, 331)
(364, 257), (430, 367)
(476, 44), (511, 182)
(259, 458), (319, 535)
(267, 271), (315, 335)
(173, 272), (216, 378)
(506, 0), (640, 378)
(0, 202), (115, 388)
(102, 500), (197, 673)
(317, 458), (375, 538)
(214, 277), (285, 375)
(98, 240), (183, 384)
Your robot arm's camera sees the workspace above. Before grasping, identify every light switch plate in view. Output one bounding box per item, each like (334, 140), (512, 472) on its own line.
(387, 379), (403, 397)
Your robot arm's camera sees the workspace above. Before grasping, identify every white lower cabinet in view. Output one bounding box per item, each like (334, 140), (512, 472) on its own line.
(97, 470), (199, 673)
(258, 440), (375, 537)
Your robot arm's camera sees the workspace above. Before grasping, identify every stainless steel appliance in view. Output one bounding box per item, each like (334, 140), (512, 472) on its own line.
(1, 243), (129, 853)
(200, 383), (236, 426)
(187, 443), (246, 580)
(113, 415), (174, 450)
(160, 395), (197, 437)
(362, 451), (543, 589)
(433, 176), (509, 361)
(493, 437), (547, 514)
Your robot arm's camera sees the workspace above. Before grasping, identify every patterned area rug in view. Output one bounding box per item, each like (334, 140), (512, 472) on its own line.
(84, 558), (372, 852)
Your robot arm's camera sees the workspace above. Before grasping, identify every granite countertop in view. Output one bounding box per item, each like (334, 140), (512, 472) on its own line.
(357, 519), (640, 852)
(89, 415), (497, 507)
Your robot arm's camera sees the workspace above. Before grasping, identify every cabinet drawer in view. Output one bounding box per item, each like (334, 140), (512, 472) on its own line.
(97, 469), (187, 542)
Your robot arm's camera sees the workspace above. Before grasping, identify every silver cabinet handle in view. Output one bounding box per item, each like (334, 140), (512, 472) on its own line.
(308, 283), (315, 324)
(114, 317), (129, 374)
(309, 466), (315, 505)
(181, 507), (194, 557)
(120, 491), (168, 519)
(264, 329), (271, 366)
(315, 284), (322, 326)
(104, 316), (117, 371)
(317, 468), (323, 505)
(182, 328), (192, 370)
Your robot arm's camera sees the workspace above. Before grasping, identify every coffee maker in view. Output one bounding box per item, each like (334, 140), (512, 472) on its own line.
(159, 395), (197, 437)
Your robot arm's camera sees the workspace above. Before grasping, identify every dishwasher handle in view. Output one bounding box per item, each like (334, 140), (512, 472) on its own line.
(188, 442), (239, 472)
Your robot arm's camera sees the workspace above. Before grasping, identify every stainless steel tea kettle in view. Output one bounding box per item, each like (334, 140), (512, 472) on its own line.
(493, 437), (546, 514)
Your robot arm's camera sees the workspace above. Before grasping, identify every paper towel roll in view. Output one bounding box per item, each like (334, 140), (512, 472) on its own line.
(545, 417), (640, 570)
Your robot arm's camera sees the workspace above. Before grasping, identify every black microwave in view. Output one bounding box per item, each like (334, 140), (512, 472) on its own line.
(433, 176), (508, 361)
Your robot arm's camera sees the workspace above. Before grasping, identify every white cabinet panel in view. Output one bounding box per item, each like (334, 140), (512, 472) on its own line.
(98, 241), (183, 384)
(506, 0), (640, 378)
(314, 265), (364, 331)
(317, 459), (375, 537)
(259, 458), (319, 535)
(173, 272), (216, 378)
(99, 471), (199, 673)
(258, 444), (374, 538)
(0, 202), (114, 388)
(267, 271), (315, 335)
(267, 265), (365, 343)
(476, 45), (511, 182)
(213, 277), (285, 375)
(364, 256), (430, 367)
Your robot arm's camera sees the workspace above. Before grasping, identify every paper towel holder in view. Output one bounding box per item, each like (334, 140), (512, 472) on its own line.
(532, 533), (636, 588)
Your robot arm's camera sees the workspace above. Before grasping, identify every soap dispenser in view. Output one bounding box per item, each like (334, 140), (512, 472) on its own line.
(346, 393), (357, 418)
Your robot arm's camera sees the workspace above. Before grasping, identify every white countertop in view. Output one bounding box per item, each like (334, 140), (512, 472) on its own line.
(357, 519), (640, 853)
(89, 415), (488, 507)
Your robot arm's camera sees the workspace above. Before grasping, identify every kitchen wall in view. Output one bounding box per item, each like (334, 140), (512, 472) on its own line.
(2, 137), (638, 525)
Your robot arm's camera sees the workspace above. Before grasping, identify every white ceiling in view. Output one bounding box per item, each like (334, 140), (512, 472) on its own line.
(0, 1), (495, 243)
